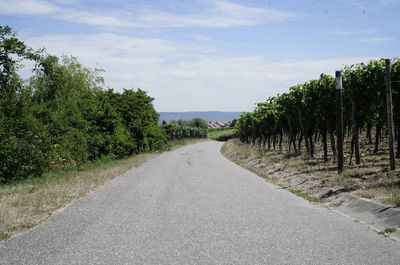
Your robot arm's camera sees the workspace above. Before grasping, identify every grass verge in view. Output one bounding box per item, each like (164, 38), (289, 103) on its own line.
(0, 138), (206, 244)
(288, 189), (320, 203)
(208, 128), (236, 141)
(220, 140), (320, 203)
(377, 227), (397, 236)
(221, 139), (400, 207)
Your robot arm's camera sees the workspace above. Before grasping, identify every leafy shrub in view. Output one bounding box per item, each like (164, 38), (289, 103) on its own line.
(0, 26), (171, 183)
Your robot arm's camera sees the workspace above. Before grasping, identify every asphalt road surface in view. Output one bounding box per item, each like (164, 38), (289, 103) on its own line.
(1, 141), (400, 265)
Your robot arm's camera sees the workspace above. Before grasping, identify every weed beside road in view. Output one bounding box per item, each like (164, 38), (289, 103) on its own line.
(221, 139), (400, 207)
(0, 139), (206, 244)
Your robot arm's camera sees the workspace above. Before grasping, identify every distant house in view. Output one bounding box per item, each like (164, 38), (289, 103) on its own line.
(208, 121), (231, 129)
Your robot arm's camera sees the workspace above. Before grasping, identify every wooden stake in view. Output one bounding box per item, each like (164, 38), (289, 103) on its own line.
(385, 59), (396, 170)
(336, 71), (344, 174)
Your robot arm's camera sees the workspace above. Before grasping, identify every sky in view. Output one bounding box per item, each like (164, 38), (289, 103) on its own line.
(0, 0), (399, 112)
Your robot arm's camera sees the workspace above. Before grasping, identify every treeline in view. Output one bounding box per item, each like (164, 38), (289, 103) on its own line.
(163, 124), (207, 140)
(236, 58), (400, 164)
(0, 26), (199, 183)
(162, 118), (208, 140)
(167, 117), (208, 129)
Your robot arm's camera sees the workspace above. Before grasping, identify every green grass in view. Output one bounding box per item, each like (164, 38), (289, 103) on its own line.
(377, 227), (397, 237)
(384, 227), (397, 233)
(1, 138), (201, 189)
(208, 128), (236, 141)
(288, 188), (321, 203)
(246, 167), (279, 184)
(0, 156), (115, 189)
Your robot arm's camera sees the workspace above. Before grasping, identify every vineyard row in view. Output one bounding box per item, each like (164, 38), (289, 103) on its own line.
(235, 58), (400, 172)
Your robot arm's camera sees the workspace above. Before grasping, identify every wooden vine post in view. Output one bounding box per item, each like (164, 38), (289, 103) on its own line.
(385, 59), (396, 170)
(336, 71), (344, 174)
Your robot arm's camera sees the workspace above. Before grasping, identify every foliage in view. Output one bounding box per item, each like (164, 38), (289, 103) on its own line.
(164, 117), (208, 141)
(170, 117), (208, 129)
(208, 128), (236, 141)
(235, 58), (400, 162)
(0, 26), (204, 183)
(189, 117), (208, 129)
(163, 123), (207, 140)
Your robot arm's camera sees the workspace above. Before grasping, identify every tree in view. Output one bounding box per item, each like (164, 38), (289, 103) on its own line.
(189, 117), (208, 129)
(235, 58), (398, 171)
(0, 26), (173, 183)
(0, 26), (47, 182)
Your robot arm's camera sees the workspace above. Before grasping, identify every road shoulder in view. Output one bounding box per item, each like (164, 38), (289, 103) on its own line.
(221, 140), (400, 242)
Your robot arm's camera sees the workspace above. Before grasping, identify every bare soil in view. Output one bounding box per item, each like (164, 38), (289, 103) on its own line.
(221, 139), (400, 207)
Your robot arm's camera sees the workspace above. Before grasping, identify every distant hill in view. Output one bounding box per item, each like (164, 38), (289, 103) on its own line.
(158, 111), (242, 123)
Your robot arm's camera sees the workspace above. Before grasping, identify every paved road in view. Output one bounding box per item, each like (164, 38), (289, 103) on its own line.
(1, 142), (400, 264)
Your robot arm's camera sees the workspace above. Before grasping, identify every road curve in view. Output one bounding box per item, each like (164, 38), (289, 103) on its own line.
(1, 141), (399, 264)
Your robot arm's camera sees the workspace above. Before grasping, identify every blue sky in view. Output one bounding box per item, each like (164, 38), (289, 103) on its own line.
(0, 0), (399, 111)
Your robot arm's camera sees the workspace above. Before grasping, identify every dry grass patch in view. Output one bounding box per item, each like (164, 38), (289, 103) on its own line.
(222, 139), (400, 207)
(0, 153), (154, 243)
(0, 139), (206, 244)
(355, 179), (400, 206)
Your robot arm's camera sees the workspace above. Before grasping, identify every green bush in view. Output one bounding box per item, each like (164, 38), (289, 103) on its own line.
(163, 123), (207, 141)
(0, 26), (170, 183)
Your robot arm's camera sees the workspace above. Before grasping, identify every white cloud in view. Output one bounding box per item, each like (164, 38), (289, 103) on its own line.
(340, 0), (399, 10)
(332, 28), (376, 35)
(23, 33), (373, 111)
(340, 0), (369, 7)
(151, 0), (295, 28)
(378, 0), (399, 5)
(186, 34), (213, 42)
(59, 11), (139, 28)
(0, 0), (60, 15)
(53, 0), (75, 4)
(1, 0), (295, 28)
(358, 37), (396, 43)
